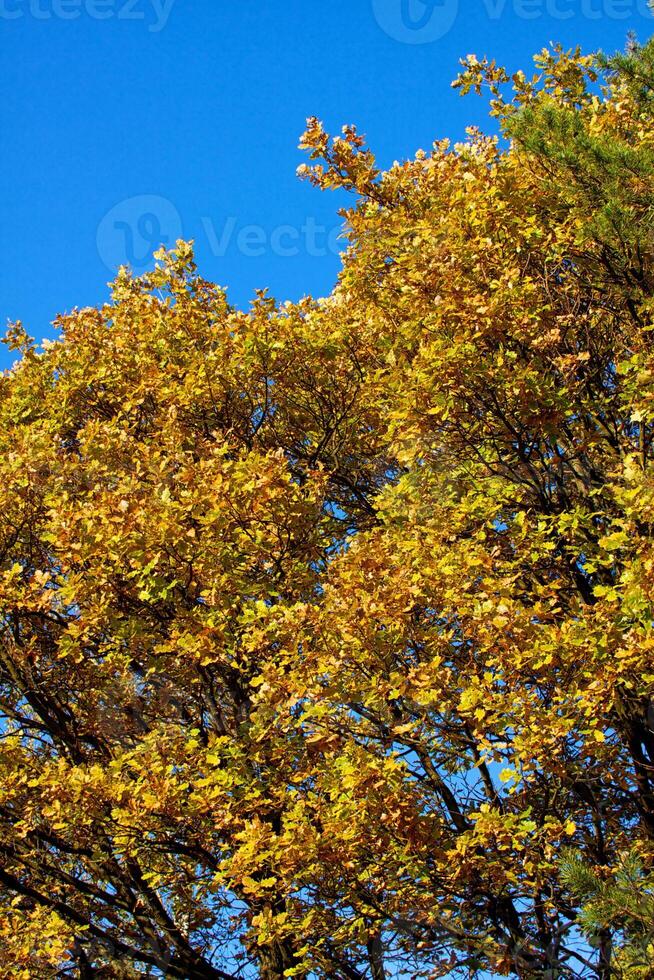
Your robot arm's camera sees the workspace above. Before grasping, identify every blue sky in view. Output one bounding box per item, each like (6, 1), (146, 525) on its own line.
(1, 0), (653, 370)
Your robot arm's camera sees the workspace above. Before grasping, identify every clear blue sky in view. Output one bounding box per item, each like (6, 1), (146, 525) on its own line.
(1, 0), (652, 370)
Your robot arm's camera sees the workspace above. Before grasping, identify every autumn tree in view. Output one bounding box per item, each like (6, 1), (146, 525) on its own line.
(2, 34), (654, 980)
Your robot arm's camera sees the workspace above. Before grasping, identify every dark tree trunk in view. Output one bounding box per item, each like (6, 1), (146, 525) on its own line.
(257, 942), (300, 980)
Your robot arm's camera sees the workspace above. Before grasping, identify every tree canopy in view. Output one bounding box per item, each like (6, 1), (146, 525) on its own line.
(2, 35), (654, 980)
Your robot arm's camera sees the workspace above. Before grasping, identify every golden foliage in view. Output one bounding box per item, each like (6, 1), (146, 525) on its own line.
(2, 39), (654, 980)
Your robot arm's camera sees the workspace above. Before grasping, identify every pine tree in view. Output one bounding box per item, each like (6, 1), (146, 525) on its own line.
(560, 850), (654, 978)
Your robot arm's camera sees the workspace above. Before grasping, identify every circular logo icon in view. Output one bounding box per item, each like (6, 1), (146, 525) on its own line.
(96, 195), (183, 272)
(372, 0), (459, 43)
